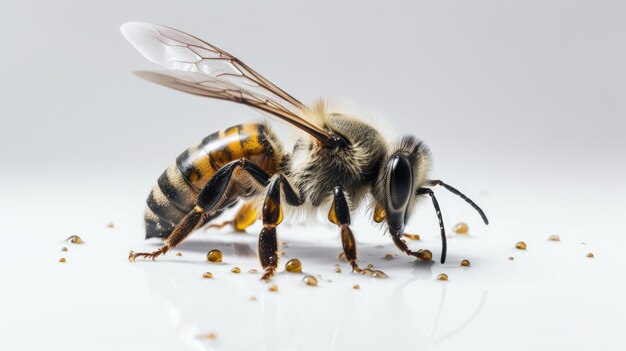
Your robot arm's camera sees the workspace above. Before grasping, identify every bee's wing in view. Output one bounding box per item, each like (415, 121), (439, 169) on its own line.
(121, 22), (332, 144)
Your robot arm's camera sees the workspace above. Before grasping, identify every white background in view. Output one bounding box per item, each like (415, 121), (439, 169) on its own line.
(1, 1), (625, 350)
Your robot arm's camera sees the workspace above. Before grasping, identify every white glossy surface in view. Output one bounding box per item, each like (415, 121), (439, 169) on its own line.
(1, 176), (624, 350)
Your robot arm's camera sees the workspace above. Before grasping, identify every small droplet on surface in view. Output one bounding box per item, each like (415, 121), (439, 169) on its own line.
(249, 296), (257, 301)
(231, 267), (241, 273)
(453, 222), (469, 234)
(581, 242), (587, 245)
(268, 284), (279, 292)
(202, 272), (213, 279)
(334, 267), (342, 273)
(107, 222), (115, 228)
(508, 256), (515, 260)
(460, 259), (471, 267)
(198, 332), (217, 340)
(437, 273), (449, 281)
(586, 252), (594, 258)
(403, 233), (421, 240)
(372, 270), (388, 278)
(515, 241), (527, 250)
(366, 263), (374, 269)
(281, 242), (288, 247)
(417, 249), (433, 261)
(281, 251), (287, 257)
(61, 246), (68, 252)
(207, 249), (223, 263)
(285, 258), (302, 273)
(352, 284), (360, 290)
(548, 234), (560, 241)
(66, 235), (84, 244)
(176, 252), (182, 257)
(338, 252), (347, 261)
(303, 275), (318, 286)
(248, 269), (258, 274)
(59, 257), (66, 263)
(384, 253), (394, 260)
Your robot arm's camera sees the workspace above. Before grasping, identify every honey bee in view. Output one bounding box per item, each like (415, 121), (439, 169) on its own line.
(122, 22), (488, 281)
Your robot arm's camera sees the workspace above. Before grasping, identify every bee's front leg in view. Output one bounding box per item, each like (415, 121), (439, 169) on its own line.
(328, 186), (361, 273)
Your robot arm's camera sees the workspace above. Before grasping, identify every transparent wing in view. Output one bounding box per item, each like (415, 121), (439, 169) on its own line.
(121, 22), (331, 143)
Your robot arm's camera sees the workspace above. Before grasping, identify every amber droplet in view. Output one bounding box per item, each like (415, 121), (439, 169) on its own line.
(303, 275), (318, 286)
(207, 249), (223, 263)
(384, 254), (393, 260)
(231, 267), (241, 273)
(338, 252), (347, 261)
(437, 273), (448, 281)
(508, 256), (515, 260)
(268, 284), (279, 292)
(548, 234), (560, 241)
(335, 267), (342, 273)
(285, 258), (302, 273)
(403, 233), (420, 240)
(281, 251), (287, 257)
(107, 222), (115, 228)
(61, 246), (68, 252)
(248, 269), (258, 274)
(281, 242), (288, 247)
(417, 249), (433, 261)
(352, 284), (360, 290)
(460, 259), (470, 267)
(249, 296), (257, 301)
(197, 332), (217, 340)
(372, 270), (388, 278)
(453, 223), (469, 234)
(202, 272), (213, 279)
(515, 241), (527, 250)
(366, 263), (374, 269)
(586, 252), (594, 258)
(59, 257), (66, 263)
(373, 206), (386, 223)
(176, 252), (182, 256)
(66, 235), (84, 244)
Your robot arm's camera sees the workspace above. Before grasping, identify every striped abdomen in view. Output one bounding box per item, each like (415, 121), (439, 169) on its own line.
(145, 123), (282, 239)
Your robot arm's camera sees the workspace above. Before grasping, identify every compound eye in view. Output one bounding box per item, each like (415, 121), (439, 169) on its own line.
(387, 155), (413, 211)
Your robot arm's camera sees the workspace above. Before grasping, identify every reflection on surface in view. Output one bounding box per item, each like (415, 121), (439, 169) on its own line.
(139, 235), (488, 350)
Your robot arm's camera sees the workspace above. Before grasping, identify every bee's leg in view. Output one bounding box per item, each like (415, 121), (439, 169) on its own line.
(204, 201), (258, 232)
(259, 175), (303, 281)
(390, 235), (434, 262)
(328, 186), (360, 272)
(129, 158), (271, 262)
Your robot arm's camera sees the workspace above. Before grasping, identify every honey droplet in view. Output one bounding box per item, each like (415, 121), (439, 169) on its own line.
(207, 249), (223, 263)
(248, 269), (258, 274)
(231, 267), (241, 273)
(107, 222), (115, 228)
(59, 257), (66, 263)
(338, 252), (347, 261)
(61, 246), (68, 252)
(268, 284), (279, 292)
(403, 233), (420, 240)
(285, 258), (302, 273)
(508, 256), (515, 260)
(372, 270), (388, 278)
(366, 263), (374, 269)
(352, 283), (360, 290)
(281, 251), (287, 257)
(460, 259), (470, 267)
(417, 249), (433, 261)
(202, 272), (213, 279)
(453, 222), (469, 234)
(281, 242), (288, 247)
(303, 275), (318, 286)
(548, 234), (560, 241)
(384, 253), (394, 260)
(437, 273), (449, 281)
(197, 332), (217, 340)
(176, 252), (182, 256)
(586, 252), (594, 258)
(360, 268), (374, 276)
(515, 241), (527, 250)
(66, 235), (84, 244)
(249, 296), (257, 301)
(334, 267), (342, 273)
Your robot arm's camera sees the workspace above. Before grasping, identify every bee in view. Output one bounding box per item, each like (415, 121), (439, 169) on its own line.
(122, 22), (489, 281)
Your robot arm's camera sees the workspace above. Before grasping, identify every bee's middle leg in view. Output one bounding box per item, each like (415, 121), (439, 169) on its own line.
(259, 175), (303, 281)
(328, 186), (361, 272)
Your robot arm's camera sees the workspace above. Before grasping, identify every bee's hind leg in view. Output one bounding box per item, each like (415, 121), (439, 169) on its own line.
(328, 186), (361, 273)
(258, 175), (303, 281)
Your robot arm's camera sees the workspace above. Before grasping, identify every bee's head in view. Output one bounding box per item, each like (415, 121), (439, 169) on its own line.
(375, 136), (431, 236)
